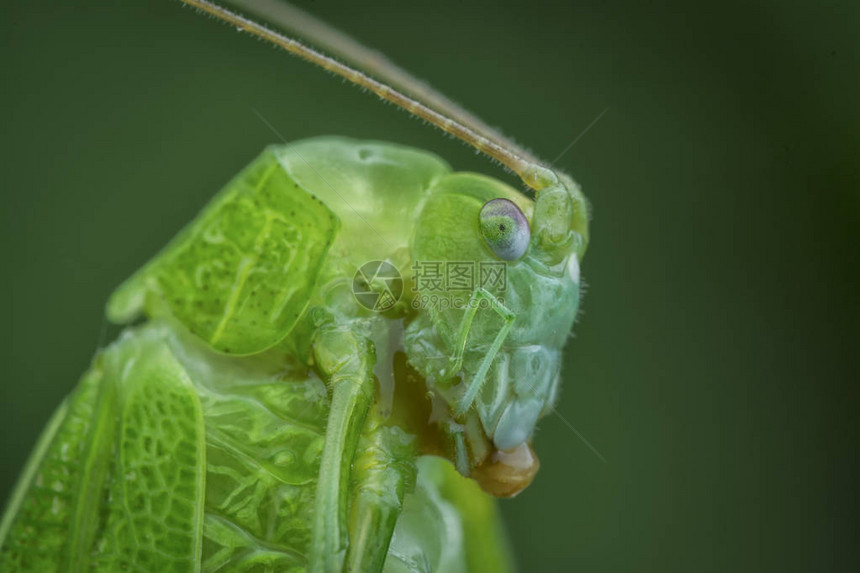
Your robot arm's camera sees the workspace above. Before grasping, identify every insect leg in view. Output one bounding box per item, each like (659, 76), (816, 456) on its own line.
(310, 325), (376, 573)
(436, 290), (484, 380)
(439, 420), (470, 476)
(438, 284), (513, 380)
(454, 289), (515, 417)
(343, 410), (417, 573)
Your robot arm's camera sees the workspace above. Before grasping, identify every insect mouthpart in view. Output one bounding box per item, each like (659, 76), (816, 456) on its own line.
(471, 442), (541, 498)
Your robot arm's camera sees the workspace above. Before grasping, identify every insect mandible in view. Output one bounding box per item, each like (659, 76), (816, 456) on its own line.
(0, 1), (590, 571)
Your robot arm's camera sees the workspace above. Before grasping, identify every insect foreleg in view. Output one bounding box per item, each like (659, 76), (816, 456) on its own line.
(454, 289), (516, 417)
(437, 291), (483, 380)
(310, 325), (376, 572)
(438, 286), (510, 381)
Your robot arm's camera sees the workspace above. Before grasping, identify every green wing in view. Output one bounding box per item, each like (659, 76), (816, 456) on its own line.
(90, 334), (206, 573)
(0, 323), (331, 572)
(0, 323), (514, 573)
(0, 369), (100, 571)
(0, 326), (207, 572)
(107, 148), (339, 356)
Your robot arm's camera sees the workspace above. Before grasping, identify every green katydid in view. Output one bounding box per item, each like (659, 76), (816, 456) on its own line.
(0, 1), (590, 571)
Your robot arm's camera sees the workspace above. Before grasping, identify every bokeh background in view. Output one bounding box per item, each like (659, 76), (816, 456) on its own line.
(1, 0), (857, 571)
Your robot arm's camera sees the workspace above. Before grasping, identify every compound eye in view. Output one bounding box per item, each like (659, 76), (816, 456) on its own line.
(479, 198), (530, 261)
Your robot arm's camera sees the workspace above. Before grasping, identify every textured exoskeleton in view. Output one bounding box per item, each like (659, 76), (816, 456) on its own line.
(0, 136), (587, 572)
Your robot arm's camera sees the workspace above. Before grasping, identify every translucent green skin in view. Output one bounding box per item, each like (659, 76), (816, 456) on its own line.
(0, 136), (587, 572)
(0, 322), (511, 572)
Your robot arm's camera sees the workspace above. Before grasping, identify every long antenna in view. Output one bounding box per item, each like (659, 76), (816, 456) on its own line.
(179, 0), (559, 191)
(224, 0), (540, 166)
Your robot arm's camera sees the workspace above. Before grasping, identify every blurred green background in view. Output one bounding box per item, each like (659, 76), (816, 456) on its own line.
(1, 0), (857, 570)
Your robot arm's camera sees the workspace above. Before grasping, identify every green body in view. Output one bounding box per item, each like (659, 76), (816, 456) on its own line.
(0, 137), (586, 572)
(0, 322), (511, 572)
